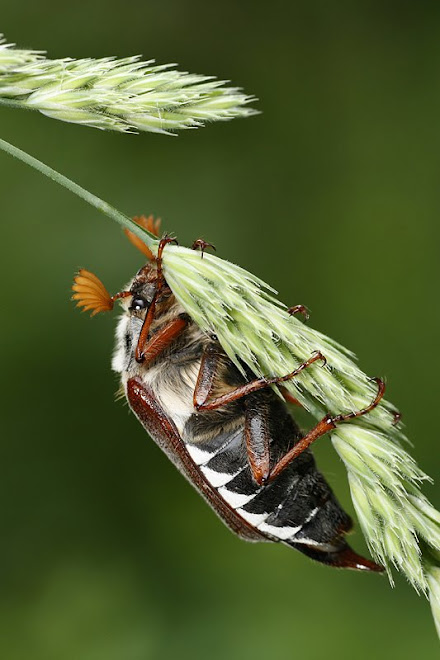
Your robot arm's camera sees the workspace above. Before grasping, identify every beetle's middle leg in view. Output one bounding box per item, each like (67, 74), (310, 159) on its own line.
(193, 346), (385, 485)
(244, 393), (271, 485)
(193, 348), (326, 485)
(193, 348), (326, 412)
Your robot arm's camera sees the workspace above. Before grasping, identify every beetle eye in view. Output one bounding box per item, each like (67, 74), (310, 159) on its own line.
(131, 296), (148, 312)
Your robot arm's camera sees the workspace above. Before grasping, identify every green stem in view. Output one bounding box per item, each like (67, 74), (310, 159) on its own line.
(0, 136), (158, 247)
(0, 98), (27, 110)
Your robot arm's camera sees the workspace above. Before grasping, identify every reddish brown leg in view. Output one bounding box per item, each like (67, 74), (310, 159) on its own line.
(268, 378), (386, 482)
(193, 349), (325, 411)
(135, 236), (177, 362)
(156, 235), (178, 285)
(244, 394), (271, 485)
(392, 410), (402, 426)
(191, 347), (272, 484)
(278, 385), (303, 408)
(137, 316), (189, 365)
(135, 298), (158, 363)
(191, 239), (216, 258)
(288, 305), (310, 322)
(193, 346), (221, 407)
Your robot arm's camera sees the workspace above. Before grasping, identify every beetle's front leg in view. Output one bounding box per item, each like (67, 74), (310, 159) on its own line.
(155, 235), (178, 286)
(191, 239), (216, 258)
(134, 236), (181, 362)
(288, 305), (310, 322)
(136, 314), (190, 365)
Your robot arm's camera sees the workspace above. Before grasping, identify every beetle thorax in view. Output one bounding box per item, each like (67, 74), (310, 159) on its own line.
(112, 275), (208, 434)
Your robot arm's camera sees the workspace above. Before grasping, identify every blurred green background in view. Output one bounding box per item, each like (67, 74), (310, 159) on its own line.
(1, 1), (440, 658)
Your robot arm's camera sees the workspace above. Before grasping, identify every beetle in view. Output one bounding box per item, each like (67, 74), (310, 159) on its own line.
(72, 215), (384, 572)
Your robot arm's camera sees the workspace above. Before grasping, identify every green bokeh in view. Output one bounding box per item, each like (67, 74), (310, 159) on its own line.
(1, 2), (440, 658)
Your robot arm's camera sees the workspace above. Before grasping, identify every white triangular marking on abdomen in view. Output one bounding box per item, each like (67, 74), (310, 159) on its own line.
(237, 509), (269, 526)
(257, 521), (303, 540)
(186, 444), (213, 466)
(201, 466), (241, 488)
(217, 487), (255, 508)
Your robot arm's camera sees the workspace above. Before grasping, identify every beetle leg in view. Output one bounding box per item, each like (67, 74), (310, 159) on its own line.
(156, 235), (178, 288)
(192, 346), (222, 406)
(134, 294), (158, 362)
(392, 410), (402, 426)
(134, 235), (179, 361)
(278, 385), (303, 407)
(244, 393), (271, 485)
(136, 314), (190, 364)
(268, 378), (386, 482)
(288, 305), (310, 322)
(191, 239), (216, 258)
(193, 348), (273, 483)
(193, 349), (326, 411)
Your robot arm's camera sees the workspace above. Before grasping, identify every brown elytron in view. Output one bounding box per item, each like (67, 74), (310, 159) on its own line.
(72, 217), (385, 573)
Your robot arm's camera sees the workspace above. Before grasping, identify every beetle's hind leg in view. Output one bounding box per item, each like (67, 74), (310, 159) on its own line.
(268, 378), (386, 482)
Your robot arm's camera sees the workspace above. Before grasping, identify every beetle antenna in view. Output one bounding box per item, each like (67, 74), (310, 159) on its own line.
(72, 268), (131, 316)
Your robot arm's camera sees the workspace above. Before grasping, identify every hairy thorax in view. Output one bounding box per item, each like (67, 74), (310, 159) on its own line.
(112, 292), (243, 437)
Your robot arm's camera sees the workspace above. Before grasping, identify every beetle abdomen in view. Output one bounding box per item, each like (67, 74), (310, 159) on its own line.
(127, 376), (382, 571)
(184, 393), (353, 555)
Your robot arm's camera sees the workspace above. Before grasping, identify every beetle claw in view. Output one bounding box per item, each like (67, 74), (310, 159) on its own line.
(288, 305), (310, 322)
(191, 239), (216, 258)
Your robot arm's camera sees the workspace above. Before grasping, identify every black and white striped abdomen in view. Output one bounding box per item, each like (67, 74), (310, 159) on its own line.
(183, 395), (352, 552)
